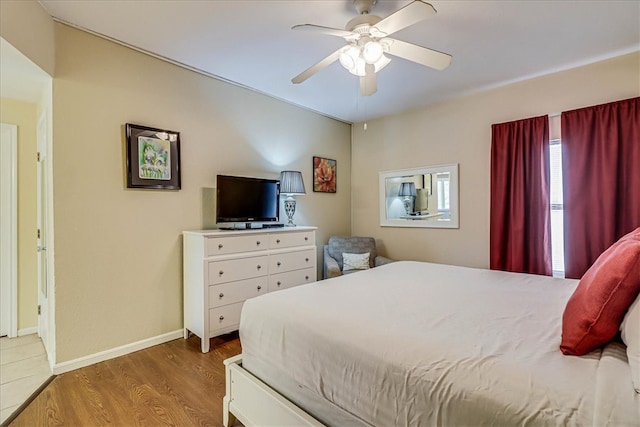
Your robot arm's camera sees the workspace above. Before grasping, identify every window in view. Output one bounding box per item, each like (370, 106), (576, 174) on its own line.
(549, 139), (565, 277)
(436, 173), (450, 211)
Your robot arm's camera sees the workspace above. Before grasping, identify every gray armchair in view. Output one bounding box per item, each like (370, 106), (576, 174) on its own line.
(323, 236), (395, 279)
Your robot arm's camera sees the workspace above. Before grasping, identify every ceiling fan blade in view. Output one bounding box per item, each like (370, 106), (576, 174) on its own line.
(360, 63), (377, 96)
(291, 47), (343, 84)
(385, 38), (451, 70)
(292, 24), (357, 40)
(371, 0), (436, 37)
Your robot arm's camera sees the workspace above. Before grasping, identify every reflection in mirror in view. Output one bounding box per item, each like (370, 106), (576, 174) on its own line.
(379, 164), (459, 228)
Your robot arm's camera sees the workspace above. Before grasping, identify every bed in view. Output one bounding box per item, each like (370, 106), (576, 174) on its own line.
(223, 261), (640, 426)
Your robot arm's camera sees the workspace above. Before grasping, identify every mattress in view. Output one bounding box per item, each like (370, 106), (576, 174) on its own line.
(240, 261), (640, 426)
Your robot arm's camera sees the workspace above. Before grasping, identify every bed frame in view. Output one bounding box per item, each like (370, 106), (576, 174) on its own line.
(223, 355), (324, 427)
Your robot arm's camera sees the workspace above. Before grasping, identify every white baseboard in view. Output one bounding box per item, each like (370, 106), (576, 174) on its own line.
(52, 329), (184, 375)
(18, 326), (38, 336)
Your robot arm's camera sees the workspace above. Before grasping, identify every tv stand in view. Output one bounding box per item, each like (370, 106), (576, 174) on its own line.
(182, 227), (317, 352)
(262, 223), (284, 229)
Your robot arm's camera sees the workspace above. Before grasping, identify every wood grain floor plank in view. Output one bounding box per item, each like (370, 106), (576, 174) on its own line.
(8, 333), (241, 427)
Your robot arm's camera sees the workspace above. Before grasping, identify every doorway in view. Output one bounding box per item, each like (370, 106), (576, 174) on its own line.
(0, 123), (18, 338)
(0, 37), (55, 422)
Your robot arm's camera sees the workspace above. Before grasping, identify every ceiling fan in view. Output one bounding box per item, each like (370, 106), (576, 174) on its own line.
(291, 0), (452, 96)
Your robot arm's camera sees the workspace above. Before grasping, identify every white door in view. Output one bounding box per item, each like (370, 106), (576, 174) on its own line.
(36, 114), (49, 349)
(0, 123), (18, 337)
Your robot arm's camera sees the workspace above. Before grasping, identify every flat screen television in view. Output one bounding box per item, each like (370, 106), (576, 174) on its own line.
(216, 175), (280, 226)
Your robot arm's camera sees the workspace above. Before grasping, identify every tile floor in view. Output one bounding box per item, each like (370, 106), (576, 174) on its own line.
(0, 334), (51, 424)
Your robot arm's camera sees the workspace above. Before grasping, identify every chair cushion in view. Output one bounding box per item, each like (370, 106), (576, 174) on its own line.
(328, 236), (377, 270)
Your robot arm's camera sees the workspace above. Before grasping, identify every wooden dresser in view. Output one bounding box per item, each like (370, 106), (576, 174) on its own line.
(183, 227), (317, 352)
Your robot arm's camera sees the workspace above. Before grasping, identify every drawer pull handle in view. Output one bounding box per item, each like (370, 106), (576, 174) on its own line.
(219, 293), (224, 298)
(218, 244), (223, 249)
(305, 258), (309, 262)
(277, 261), (281, 267)
(305, 237), (308, 241)
(219, 270), (224, 276)
(257, 265), (262, 270)
(219, 315), (224, 321)
(277, 281), (281, 287)
(305, 275), (309, 280)
(276, 239), (281, 244)
(257, 285), (262, 291)
(256, 241), (261, 246)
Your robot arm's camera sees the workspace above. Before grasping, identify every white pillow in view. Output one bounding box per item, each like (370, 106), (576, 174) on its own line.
(342, 252), (370, 271)
(621, 295), (640, 393)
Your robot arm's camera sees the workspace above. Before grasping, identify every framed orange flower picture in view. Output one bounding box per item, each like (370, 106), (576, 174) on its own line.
(313, 156), (337, 193)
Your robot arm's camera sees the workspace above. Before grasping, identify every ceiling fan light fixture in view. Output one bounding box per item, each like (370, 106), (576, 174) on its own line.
(373, 54), (391, 72)
(352, 56), (367, 76)
(340, 44), (390, 77)
(290, 0), (452, 93)
(339, 45), (360, 73)
(352, 54), (390, 77)
(363, 40), (384, 64)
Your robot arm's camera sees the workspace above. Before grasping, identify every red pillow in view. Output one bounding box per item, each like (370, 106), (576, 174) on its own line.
(560, 228), (640, 356)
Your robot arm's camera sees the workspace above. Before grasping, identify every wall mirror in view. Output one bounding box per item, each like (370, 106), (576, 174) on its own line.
(379, 164), (459, 228)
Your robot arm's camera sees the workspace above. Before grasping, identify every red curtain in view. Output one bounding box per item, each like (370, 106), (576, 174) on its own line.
(562, 97), (640, 279)
(490, 115), (551, 275)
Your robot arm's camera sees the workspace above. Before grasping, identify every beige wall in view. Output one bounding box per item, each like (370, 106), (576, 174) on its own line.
(352, 52), (640, 268)
(0, 0), (54, 76)
(52, 23), (351, 363)
(0, 98), (38, 331)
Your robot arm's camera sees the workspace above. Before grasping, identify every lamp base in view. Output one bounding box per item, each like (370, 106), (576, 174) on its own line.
(284, 197), (297, 227)
(403, 197), (413, 215)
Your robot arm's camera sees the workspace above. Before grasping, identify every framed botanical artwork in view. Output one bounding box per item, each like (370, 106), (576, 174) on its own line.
(313, 156), (336, 193)
(126, 123), (181, 190)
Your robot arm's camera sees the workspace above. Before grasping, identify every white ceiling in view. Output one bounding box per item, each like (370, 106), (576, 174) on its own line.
(35, 0), (640, 123)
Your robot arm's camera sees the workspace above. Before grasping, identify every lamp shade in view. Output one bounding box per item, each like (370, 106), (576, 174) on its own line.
(398, 182), (417, 197)
(279, 171), (306, 195)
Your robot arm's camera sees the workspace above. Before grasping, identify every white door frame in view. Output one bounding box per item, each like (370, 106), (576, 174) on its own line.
(37, 112), (49, 349)
(1, 123), (18, 338)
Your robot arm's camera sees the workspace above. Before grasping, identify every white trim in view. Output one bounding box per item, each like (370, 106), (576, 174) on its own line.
(36, 111), (50, 360)
(0, 123), (18, 338)
(18, 326), (38, 336)
(52, 329), (183, 374)
(39, 79), (56, 369)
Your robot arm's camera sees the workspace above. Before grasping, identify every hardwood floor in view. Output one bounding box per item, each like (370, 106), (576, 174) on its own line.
(7, 332), (241, 427)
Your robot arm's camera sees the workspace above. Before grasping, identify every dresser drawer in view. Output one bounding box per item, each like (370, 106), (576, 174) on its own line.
(269, 231), (315, 249)
(209, 302), (243, 333)
(205, 234), (268, 257)
(209, 277), (267, 308)
(269, 267), (316, 292)
(270, 248), (316, 274)
(208, 255), (269, 285)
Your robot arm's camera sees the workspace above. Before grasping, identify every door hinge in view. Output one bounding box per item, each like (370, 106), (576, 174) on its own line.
(38, 305), (41, 315)
(37, 152), (41, 162)
(37, 228), (41, 239)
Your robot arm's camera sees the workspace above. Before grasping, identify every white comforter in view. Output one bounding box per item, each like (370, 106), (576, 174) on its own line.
(240, 261), (640, 426)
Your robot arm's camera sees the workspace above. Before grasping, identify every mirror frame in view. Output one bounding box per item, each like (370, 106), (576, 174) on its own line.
(379, 163), (459, 229)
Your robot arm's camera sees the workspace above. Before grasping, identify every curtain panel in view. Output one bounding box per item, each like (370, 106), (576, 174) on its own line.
(562, 97), (640, 279)
(490, 115), (551, 275)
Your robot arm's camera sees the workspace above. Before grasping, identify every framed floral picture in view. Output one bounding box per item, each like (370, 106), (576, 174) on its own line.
(313, 156), (336, 193)
(126, 123), (181, 190)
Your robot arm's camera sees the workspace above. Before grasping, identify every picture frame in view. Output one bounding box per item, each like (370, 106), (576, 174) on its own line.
(126, 123), (181, 190)
(313, 156), (337, 193)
